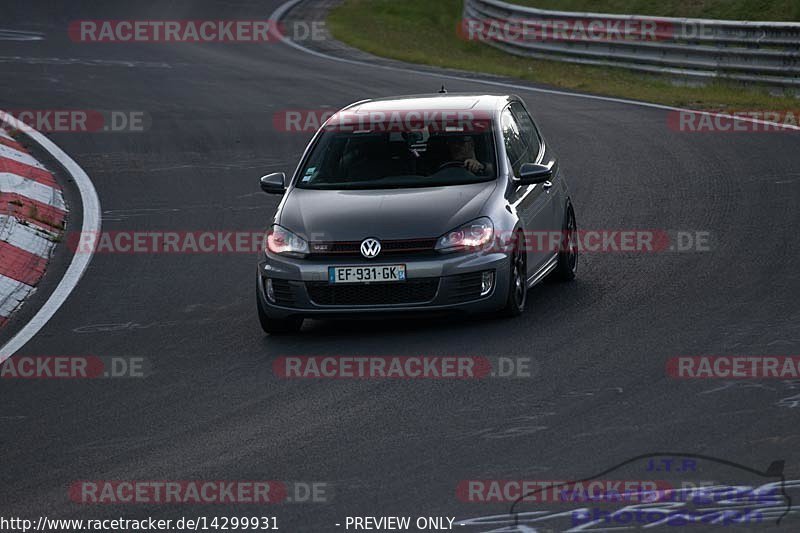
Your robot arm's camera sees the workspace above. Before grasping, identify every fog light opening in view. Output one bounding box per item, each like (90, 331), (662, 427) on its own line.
(266, 278), (275, 303)
(481, 271), (494, 296)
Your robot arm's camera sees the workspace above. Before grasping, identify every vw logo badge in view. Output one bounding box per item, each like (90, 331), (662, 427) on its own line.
(360, 238), (381, 259)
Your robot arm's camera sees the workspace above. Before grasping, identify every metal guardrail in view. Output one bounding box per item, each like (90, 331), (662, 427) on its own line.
(463, 0), (800, 88)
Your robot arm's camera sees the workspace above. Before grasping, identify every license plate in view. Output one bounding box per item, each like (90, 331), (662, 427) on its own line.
(328, 265), (406, 284)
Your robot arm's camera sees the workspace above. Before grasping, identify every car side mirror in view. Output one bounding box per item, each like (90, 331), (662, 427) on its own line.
(260, 172), (287, 194)
(516, 160), (557, 185)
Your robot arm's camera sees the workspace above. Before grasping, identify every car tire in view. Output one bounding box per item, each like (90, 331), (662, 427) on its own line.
(500, 232), (527, 317)
(257, 288), (303, 334)
(551, 200), (578, 282)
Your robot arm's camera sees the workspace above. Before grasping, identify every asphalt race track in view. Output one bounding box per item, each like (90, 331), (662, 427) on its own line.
(1, 1), (799, 532)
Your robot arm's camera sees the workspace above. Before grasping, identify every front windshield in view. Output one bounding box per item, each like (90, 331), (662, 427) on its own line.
(296, 127), (497, 190)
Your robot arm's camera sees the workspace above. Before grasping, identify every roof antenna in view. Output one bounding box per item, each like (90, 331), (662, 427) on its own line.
(438, 84), (447, 94)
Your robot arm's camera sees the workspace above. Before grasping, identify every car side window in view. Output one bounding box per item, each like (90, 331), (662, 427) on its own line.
(501, 108), (526, 177)
(510, 102), (541, 161)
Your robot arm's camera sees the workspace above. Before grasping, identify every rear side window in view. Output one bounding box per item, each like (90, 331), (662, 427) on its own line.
(510, 102), (542, 161)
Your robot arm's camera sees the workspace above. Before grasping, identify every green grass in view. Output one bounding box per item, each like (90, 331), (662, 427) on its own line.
(514, 0), (800, 21)
(327, 0), (800, 112)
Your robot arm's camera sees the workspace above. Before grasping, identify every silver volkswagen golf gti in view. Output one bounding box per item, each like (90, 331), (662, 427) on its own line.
(257, 93), (577, 333)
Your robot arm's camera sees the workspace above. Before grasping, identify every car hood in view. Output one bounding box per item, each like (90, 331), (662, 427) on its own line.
(278, 181), (498, 241)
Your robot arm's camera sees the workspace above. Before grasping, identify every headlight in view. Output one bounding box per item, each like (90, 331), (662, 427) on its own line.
(266, 225), (309, 258)
(435, 217), (494, 253)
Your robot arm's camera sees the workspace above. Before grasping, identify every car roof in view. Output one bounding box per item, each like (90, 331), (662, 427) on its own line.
(340, 93), (519, 115)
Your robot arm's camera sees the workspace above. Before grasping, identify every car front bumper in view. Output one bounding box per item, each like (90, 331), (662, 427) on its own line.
(257, 250), (512, 319)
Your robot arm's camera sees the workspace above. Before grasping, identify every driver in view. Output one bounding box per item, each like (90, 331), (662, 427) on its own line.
(446, 135), (487, 174)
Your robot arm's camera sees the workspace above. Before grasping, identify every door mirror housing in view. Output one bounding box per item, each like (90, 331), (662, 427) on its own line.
(260, 172), (287, 194)
(516, 160), (557, 185)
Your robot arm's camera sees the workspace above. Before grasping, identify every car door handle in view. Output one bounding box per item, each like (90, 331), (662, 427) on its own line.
(542, 180), (553, 191)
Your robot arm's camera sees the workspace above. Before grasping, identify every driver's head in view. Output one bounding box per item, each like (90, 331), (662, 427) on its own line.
(446, 135), (475, 161)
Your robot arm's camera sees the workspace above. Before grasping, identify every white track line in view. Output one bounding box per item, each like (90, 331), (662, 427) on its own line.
(269, 0), (800, 132)
(0, 111), (101, 361)
(0, 172), (66, 209)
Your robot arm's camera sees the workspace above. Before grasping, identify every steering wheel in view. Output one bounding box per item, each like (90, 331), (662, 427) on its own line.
(435, 160), (467, 172)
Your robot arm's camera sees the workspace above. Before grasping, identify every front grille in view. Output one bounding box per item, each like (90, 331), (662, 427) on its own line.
(269, 279), (296, 306)
(447, 271), (486, 303)
(306, 278), (439, 306)
(309, 238), (437, 258)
